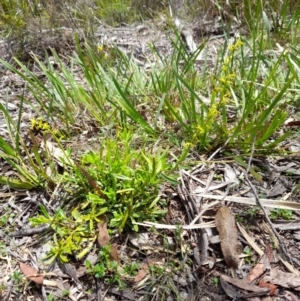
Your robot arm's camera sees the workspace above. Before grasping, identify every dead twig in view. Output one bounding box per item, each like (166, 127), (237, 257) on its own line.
(9, 225), (50, 237)
(95, 276), (102, 301)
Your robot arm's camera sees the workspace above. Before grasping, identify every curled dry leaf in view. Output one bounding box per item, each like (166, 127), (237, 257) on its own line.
(57, 262), (79, 282)
(259, 279), (277, 296)
(215, 206), (239, 268)
(19, 262), (44, 285)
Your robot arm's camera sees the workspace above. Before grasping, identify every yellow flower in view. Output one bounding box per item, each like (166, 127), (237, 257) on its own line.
(184, 142), (193, 148)
(208, 104), (218, 118)
(224, 92), (231, 98)
(219, 77), (226, 83)
(30, 118), (52, 133)
(235, 38), (243, 48)
(221, 92), (231, 104)
(30, 118), (37, 130)
(227, 73), (236, 79)
(98, 44), (104, 52)
(228, 39), (243, 53)
(228, 44), (236, 52)
(196, 125), (205, 134)
(222, 65), (228, 72)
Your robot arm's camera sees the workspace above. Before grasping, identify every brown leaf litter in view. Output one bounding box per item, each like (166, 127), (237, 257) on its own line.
(215, 206), (239, 268)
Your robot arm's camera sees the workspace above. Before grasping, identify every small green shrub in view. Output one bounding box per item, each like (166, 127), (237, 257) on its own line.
(94, 0), (138, 25)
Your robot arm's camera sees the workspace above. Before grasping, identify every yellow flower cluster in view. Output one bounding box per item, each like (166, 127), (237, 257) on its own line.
(219, 73), (236, 85)
(30, 118), (61, 137)
(216, 38), (243, 104)
(97, 44), (108, 59)
(191, 103), (219, 142)
(228, 38), (243, 52)
(30, 118), (51, 133)
(186, 39), (244, 149)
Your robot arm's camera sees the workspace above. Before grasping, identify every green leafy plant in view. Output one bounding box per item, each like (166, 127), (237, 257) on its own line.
(0, 99), (59, 190)
(61, 290), (70, 297)
(122, 262), (139, 276)
(85, 245), (126, 289)
(211, 277), (219, 287)
(94, 0), (138, 26)
(78, 129), (168, 231)
(235, 214), (245, 223)
(270, 208), (295, 220)
(29, 128), (168, 263)
(10, 271), (23, 285)
(47, 294), (55, 301)
(243, 246), (253, 264)
(247, 206), (261, 219)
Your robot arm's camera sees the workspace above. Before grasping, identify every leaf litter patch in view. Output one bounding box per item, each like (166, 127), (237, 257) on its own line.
(173, 153), (300, 300)
(4, 154), (296, 300)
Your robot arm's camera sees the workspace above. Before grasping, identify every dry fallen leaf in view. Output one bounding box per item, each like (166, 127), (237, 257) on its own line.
(284, 291), (300, 301)
(57, 262), (79, 282)
(220, 274), (270, 299)
(19, 262), (44, 285)
(259, 279), (277, 296)
(215, 206), (239, 268)
(263, 269), (300, 291)
(247, 243), (273, 283)
(97, 216), (110, 247)
(134, 265), (148, 283)
(41, 140), (74, 166)
(109, 245), (120, 262)
(97, 216), (119, 262)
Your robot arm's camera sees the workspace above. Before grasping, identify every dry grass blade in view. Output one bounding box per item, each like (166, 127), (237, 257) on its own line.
(197, 194), (300, 211)
(133, 220), (215, 229)
(237, 222), (264, 257)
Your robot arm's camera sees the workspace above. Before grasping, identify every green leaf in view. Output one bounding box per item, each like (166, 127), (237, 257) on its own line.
(0, 175), (35, 189)
(0, 137), (15, 156)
